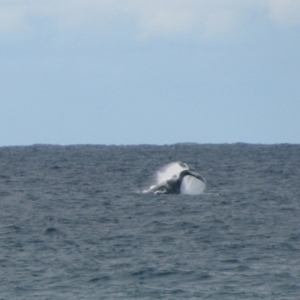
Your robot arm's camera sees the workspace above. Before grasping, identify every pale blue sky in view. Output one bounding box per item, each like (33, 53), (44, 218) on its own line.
(1, 1), (299, 145)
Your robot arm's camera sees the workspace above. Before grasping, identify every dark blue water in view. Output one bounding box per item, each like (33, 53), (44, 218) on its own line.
(0, 144), (299, 299)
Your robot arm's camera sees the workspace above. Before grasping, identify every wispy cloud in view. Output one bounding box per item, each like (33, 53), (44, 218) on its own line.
(0, 5), (26, 34)
(0, 0), (299, 39)
(267, 0), (300, 26)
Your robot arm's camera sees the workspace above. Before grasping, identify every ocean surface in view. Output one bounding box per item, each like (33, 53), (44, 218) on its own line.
(0, 143), (299, 299)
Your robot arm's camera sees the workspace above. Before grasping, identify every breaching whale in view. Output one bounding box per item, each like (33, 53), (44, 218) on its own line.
(143, 162), (206, 195)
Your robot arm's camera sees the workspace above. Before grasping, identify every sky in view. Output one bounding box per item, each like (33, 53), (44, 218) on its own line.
(1, 0), (300, 146)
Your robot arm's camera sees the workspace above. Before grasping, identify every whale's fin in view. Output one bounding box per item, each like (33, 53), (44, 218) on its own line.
(180, 174), (206, 195)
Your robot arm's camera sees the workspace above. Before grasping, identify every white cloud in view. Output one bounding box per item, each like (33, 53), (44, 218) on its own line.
(0, 6), (26, 34)
(267, 0), (300, 26)
(131, 1), (197, 38)
(0, 0), (299, 39)
(201, 8), (241, 37)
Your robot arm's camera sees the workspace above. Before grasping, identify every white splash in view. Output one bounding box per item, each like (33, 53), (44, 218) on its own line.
(143, 161), (206, 195)
(156, 162), (189, 184)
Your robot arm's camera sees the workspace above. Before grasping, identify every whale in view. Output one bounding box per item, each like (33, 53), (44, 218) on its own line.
(143, 162), (206, 195)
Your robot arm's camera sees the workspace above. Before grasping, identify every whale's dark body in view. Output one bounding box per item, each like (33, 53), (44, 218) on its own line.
(145, 169), (206, 195)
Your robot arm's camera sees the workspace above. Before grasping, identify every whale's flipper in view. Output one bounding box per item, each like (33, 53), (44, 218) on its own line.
(180, 174), (206, 195)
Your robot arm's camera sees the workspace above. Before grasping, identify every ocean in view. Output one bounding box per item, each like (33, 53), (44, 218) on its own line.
(0, 143), (299, 299)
